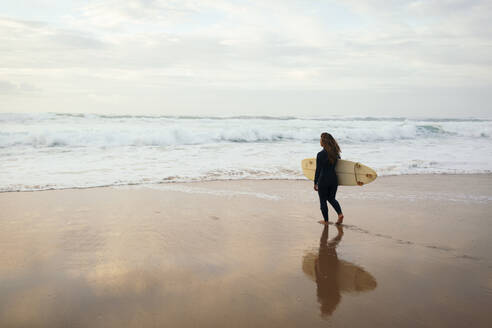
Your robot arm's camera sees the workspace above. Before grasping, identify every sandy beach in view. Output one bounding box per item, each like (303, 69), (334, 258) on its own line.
(0, 174), (491, 327)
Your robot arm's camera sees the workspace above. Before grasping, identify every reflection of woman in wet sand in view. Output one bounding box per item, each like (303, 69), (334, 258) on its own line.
(316, 224), (343, 316)
(302, 225), (377, 318)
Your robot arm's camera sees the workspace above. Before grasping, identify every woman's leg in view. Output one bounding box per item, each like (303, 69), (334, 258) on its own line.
(318, 191), (329, 221)
(327, 185), (343, 223)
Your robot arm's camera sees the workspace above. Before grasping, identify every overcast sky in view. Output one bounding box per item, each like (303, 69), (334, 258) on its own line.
(1, 0), (491, 117)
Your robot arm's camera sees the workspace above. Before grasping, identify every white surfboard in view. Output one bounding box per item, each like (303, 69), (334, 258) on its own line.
(301, 158), (377, 186)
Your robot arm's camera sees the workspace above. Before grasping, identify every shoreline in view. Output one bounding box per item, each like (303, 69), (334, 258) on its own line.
(2, 172), (491, 194)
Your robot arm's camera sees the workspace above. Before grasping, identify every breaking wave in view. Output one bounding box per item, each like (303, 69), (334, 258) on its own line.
(0, 112), (491, 191)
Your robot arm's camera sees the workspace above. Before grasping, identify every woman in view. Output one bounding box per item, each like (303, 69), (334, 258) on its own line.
(314, 133), (344, 225)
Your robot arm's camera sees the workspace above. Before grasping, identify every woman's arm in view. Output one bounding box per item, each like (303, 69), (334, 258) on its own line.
(314, 152), (321, 186)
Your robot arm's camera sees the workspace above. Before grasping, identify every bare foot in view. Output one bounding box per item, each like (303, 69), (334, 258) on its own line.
(336, 214), (344, 225)
(318, 220), (329, 225)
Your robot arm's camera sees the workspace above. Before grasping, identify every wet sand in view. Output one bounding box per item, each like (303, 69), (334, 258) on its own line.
(0, 175), (491, 327)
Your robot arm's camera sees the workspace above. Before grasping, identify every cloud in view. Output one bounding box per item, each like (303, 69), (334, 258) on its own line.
(0, 0), (491, 115)
(48, 31), (105, 49)
(0, 81), (18, 94)
(65, 0), (204, 31)
(0, 80), (39, 95)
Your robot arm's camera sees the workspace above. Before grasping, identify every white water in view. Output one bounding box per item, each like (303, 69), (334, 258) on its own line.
(1, 113), (491, 192)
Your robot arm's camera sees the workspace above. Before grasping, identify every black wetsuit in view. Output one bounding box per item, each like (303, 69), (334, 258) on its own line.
(314, 149), (342, 221)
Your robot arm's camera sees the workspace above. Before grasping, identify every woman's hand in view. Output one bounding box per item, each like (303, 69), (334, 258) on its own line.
(314, 184), (318, 191)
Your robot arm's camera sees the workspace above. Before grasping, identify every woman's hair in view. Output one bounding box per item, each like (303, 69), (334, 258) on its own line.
(320, 132), (341, 164)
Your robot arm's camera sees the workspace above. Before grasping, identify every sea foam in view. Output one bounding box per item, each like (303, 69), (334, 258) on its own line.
(0, 113), (491, 192)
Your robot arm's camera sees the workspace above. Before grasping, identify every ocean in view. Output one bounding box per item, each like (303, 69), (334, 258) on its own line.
(1, 112), (491, 192)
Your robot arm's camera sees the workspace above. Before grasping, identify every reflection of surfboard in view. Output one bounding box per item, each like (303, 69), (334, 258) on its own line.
(301, 158), (377, 186)
(302, 252), (377, 293)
